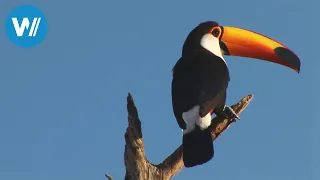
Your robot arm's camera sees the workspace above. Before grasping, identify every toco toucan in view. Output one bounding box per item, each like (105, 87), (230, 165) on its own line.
(171, 21), (301, 168)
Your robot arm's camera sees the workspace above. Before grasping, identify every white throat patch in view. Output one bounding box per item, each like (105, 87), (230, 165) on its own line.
(200, 33), (225, 62)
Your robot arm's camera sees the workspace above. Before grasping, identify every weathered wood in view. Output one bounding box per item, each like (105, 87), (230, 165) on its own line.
(120, 93), (253, 180)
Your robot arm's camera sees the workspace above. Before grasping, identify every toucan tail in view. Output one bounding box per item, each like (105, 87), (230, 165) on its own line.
(182, 128), (214, 167)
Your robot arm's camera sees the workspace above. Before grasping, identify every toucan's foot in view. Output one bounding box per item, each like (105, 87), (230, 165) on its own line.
(221, 105), (240, 121)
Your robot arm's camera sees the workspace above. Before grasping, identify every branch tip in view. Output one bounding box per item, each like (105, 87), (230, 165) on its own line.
(127, 93), (133, 102)
(105, 174), (113, 180)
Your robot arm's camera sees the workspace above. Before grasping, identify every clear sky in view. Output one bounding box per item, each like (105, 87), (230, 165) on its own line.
(0, 0), (318, 179)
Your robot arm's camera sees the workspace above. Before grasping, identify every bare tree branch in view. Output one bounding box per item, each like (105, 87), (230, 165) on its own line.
(122, 93), (253, 180)
(105, 174), (113, 180)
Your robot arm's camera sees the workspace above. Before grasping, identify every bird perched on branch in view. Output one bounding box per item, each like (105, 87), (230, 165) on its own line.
(171, 21), (301, 168)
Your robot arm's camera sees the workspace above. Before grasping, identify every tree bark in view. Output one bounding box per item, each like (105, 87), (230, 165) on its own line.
(117, 93), (253, 180)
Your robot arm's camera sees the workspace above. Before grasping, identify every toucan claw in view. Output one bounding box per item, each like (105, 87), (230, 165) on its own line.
(221, 105), (240, 121)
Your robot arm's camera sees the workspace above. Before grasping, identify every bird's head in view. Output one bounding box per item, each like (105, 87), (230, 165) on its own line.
(182, 21), (301, 73)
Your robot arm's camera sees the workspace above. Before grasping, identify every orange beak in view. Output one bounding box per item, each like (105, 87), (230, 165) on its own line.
(219, 26), (301, 73)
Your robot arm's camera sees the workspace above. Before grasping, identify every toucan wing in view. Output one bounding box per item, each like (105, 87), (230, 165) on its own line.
(171, 50), (230, 129)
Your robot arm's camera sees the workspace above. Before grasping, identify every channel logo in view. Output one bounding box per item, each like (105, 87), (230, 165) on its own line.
(5, 5), (48, 48)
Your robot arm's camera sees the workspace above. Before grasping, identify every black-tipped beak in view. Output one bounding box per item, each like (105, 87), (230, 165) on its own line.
(219, 26), (301, 73)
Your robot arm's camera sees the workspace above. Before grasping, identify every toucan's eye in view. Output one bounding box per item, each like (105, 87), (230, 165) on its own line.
(212, 29), (220, 37)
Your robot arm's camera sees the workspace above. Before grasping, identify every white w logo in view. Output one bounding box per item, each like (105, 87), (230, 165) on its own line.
(11, 17), (41, 37)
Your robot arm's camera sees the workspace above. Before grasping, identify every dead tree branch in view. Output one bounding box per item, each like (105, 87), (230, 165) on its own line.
(120, 93), (253, 180)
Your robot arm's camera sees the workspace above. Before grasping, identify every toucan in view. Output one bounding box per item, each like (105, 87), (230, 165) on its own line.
(171, 21), (300, 168)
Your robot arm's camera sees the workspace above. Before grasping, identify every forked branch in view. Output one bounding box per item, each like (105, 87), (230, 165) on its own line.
(117, 93), (252, 180)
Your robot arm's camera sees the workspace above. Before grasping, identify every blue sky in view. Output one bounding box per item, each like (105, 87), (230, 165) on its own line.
(0, 0), (318, 179)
